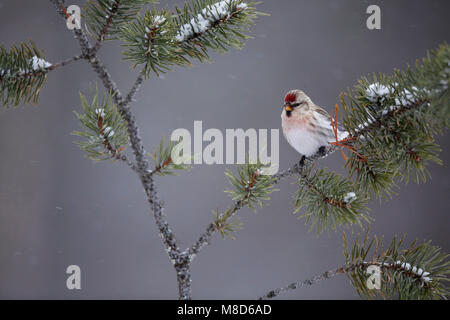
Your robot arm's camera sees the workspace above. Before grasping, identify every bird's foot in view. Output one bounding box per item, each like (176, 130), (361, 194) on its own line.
(297, 155), (306, 174)
(318, 146), (327, 157)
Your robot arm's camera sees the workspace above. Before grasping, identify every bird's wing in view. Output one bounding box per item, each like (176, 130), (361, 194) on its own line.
(315, 106), (332, 120)
(315, 105), (348, 139)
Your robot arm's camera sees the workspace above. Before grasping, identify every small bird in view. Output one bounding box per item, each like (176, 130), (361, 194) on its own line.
(281, 89), (348, 157)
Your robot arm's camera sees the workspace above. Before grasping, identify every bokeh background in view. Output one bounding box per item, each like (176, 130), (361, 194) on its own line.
(0, 0), (449, 299)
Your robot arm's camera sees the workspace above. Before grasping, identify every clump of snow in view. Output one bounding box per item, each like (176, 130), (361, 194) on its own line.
(355, 119), (375, 133)
(144, 16), (167, 41)
(366, 83), (392, 103)
(104, 126), (115, 137)
(1, 56), (52, 77)
(0, 69), (10, 77)
(29, 56), (52, 71)
(395, 261), (432, 283)
(356, 82), (424, 133)
(95, 108), (106, 117)
(365, 82), (420, 107)
(394, 86), (418, 106)
(154, 15), (166, 25)
(236, 3), (248, 10)
(344, 192), (356, 203)
(176, 1), (248, 42)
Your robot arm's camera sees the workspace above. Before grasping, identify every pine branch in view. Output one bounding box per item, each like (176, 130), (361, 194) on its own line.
(225, 162), (278, 211)
(260, 231), (450, 300)
(339, 44), (449, 197)
(120, 9), (183, 78)
(295, 165), (371, 233)
(0, 39), (81, 108)
(84, 0), (157, 52)
(174, 0), (263, 61)
(73, 88), (129, 161)
(119, 1), (263, 78)
(189, 195), (248, 258)
(49, 0), (191, 299)
(0, 45), (81, 108)
(0, 41), (52, 107)
(343, 231), (450, 300)
(148, 137), (191, 176)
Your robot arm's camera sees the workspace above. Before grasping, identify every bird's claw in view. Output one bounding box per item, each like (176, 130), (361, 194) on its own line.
(318, 146), (327, 157)
(297, 155), (306, 174)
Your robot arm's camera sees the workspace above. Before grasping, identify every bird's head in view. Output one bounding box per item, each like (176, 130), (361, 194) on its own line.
(282, 89), (313, 118)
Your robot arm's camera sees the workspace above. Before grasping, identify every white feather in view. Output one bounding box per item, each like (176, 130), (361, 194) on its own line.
(283, 127), (326, 156)
(282, 115), (348, 156)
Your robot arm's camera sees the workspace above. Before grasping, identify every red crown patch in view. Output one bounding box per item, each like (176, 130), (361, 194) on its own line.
(285, 93), (297, 103)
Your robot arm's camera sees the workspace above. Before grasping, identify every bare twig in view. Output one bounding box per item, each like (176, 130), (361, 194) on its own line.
(48, 54), (84, 70)
(117, 154), (138, 172)
(258, 267), (345, 300)
(121, 71), (146, 108)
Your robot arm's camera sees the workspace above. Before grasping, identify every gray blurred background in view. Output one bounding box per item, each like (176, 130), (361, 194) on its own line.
(0, 0), (449, 299)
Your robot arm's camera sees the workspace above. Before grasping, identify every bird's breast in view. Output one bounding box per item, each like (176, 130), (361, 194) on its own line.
(281, 112), (312, 130)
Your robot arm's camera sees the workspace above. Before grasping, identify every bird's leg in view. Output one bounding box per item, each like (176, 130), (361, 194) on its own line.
(318, 146), (327, 157)
(297, 155), (306, 174)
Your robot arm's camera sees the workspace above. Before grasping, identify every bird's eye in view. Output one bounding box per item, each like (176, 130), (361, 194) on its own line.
(291, 103), (301, 108)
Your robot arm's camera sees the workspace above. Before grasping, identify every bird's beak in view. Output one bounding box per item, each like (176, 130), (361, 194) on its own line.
(284, 105), (293, 112)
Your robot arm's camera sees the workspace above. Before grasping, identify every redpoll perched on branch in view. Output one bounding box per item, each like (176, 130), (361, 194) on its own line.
(281, 89), (349, 157)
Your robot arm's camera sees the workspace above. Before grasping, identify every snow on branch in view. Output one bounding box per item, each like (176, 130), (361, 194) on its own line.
(344, 232), (450, 300)
(118, 1), (261, 77)
(0, 42), (54, 107)
(175, 0), (249, 42)
(335, 45), (449, 196)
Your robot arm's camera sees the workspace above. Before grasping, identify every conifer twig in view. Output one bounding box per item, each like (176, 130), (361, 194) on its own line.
(0, 54), (82, 81)
(48, 54), (84, 70)
(121, 70), (146, 108)
(258, 267), (345, 300)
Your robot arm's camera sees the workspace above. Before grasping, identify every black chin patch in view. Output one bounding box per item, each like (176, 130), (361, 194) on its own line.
(286, 110), (292, 117)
